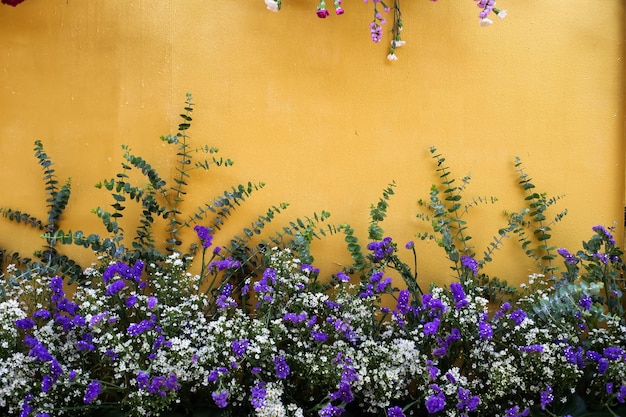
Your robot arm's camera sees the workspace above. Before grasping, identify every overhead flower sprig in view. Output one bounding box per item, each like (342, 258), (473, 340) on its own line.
(264, 0), (508, 60)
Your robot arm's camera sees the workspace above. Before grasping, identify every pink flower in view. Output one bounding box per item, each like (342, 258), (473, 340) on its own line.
(264, 0), (280, 12)
(335, 7), (344, 15)
(2, 0), (25, 5)
(317, 8), (330, 17)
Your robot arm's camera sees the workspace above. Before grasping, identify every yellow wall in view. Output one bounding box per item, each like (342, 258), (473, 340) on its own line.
(0, 0), (623, 287)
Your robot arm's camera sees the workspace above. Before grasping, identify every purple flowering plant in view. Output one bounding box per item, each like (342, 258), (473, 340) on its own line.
(263, 0), (508, 60)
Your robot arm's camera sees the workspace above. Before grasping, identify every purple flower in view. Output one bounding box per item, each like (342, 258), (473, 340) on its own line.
(593, 225), (616, 246)
(450, 282), (469, 309)
(425, 386), (446, 413)
(617, 385), (626, 403)
(505, 406), (530, 417)
(405, 241), (414, 249)
(603, 347), (624, 360)
(33, 309), (51, 320)
(336, 272), (350, 282)
(329, 380), (354, 403)
(41, 375), (54, 393)
(557, 248), (578, 265)
(367, 237), (395, 261)
(593, 252), (610, 264)
(147, 296), (158, 310)
(212, 390), (229, 408)
(194, 225), (214, 248)
(540, 386), (553, 410)
(301, 263), (319, 274)
(231, 339), (249, 358)
(396, 289), (411, 314)
(127, 319), (154, 336)
(208, 257), (241, 271)
(460, 255), (479, 275)
(273, 355), (290, 379)
(19, 394), (33, 417)
(457, 387), (480, 412)
(319, 403), (345, 417)
(105, 279), (126, 296)
(478, 320), (493, 340)
(311, 330), (328, 342)
(387, 406), (406, 417)
(15, 317), (35, 330)
(83, 380), (101, 403)
(509, 309), (527, 326)
(578, 295), (592, 310)
(251, 381), (267, 409)
(376, 277), (392, 293)
(519, 344), (544, 353)
(125, 295), (138, 308)
(424, 318), (440, 336)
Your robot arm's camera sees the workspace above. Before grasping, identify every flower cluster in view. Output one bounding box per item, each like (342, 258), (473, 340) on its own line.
(264, 0), (508, 60)
(1, 224), (625, 416)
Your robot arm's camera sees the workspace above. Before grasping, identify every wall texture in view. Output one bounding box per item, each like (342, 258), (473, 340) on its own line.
(0, 0), (623, 286)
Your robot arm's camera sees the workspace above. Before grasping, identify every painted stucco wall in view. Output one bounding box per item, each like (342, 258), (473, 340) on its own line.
(0, 1), (623, 286)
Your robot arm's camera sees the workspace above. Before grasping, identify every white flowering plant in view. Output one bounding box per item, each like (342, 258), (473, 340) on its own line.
(263, 0), (508, 60)
(1, 218), (626, 417)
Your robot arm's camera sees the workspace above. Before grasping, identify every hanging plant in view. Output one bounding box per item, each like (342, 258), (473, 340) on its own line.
(264, 0), (508, 60)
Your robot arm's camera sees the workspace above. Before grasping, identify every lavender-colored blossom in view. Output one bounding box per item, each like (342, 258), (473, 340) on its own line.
(423, 294), (447, 315)
(28, 339), (53, 362)
(617, 385), (626, 403)
(564, 346), (585, 369)
(20, 394), (33, 417)
(194, 225), (214, 248)
(336, 272), (350, 282)
(105, 279), (126, 296)
(518, 344), (544, 353)
(127, 319), (154, 336)
(578, 295), (592, 310)
(15, 317), (35, 330)
(329, 380), (354, 403)
(359, 284), (374, 298)
(457, 387), (480, 412)
(460, 255), (479, 275)
(387, 406), (406, 417)
(540, 386), (553, 410)
(301, 263), (319, 274)
(445, 328), (462, 345)
(319, 403), (345, 417)
(273, 355), (290, 379)
(125, 295), (138, 308)
(49, 276), (64, 299)
(593, 252), (610, 264)
(50, 359), (63, 379)
(147, 296), (158, 309)
(405, 241), (414, 249)
(478, 320), (493, 340)
(41, 374), (54, 393)
(424, 318), (440, 336)
(425, 386), (446, 413)
(603, 347), (624, 360)
(376, 277), (392, 293)
(367, 237), (394, 260)
(251, 381), (267, 409)
(396, 289), (411, 314)
(593, 225), (616, 246)
(509, 309), (527, 326)
(557, 248), (578, 265)
(212, 390), (229, 408)
(83, 380), (101, 403)
(251, 367), (262, 374)
(311, 330), (328, 342)
(33, 309), (51, 320)
(505, 406), (530, 417)
(208, 257), (241, 271)
(607, 382), (614, 394)
(231, 339), (249, 358)
(450, 282), (469, 309)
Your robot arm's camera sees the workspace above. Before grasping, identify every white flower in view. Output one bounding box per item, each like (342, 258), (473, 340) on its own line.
(387, 53), (398, 61)
(497, 9), (507, 19)
(479, 17), (493, 27)
(265, 0), (280, 12)
(391, 40), (406, 48)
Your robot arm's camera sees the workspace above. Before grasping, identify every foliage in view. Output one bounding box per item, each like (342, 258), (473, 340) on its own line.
(263, 0), (509, 60)
(1, 225), (625, 417)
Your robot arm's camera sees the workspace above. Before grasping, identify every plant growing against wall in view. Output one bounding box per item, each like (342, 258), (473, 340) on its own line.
(263, 0), (508, 60)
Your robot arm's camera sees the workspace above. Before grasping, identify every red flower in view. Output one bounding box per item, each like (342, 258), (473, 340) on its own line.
(2, 0), (25, 6)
